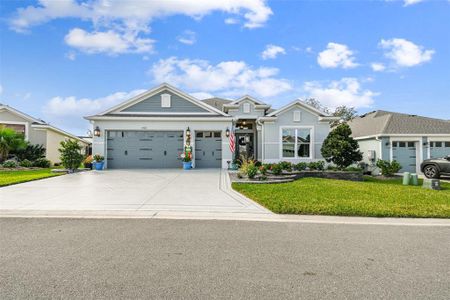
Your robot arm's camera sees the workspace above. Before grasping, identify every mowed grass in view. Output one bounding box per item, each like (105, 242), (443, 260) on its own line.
(0, 169), (62, 187)
(232, 176), (450, 218)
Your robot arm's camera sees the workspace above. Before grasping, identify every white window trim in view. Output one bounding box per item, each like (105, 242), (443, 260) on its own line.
(279, 126), (314, 160)
(0, 121), (29, 141)
(161, 93), (171, 108)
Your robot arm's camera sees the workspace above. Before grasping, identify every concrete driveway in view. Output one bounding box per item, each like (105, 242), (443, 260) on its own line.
(0, 169), (270, 215)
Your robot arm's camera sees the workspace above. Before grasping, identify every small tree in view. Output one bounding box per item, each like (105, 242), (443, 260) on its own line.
(0, 126), (26, 162)
(321, 123), (362, 170)
(331, 105), (358, 127)
(59, 139), (84, 172)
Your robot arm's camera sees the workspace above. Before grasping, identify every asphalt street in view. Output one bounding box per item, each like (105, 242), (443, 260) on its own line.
(1, 218), (449, 299)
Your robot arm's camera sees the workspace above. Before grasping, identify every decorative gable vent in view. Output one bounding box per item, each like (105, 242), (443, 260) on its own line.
(161, 93), (171, 108)
(293, 110), (301, 122)
(243, 102), (251, 113)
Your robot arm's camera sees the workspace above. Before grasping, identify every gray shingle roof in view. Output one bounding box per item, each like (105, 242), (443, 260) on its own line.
(348, 110), (450, 137)
(201, 98), (232, 111)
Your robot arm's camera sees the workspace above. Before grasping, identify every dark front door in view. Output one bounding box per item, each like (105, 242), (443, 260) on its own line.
(235, 133), (254, 160)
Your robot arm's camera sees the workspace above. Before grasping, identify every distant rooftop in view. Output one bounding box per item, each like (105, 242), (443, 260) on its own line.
(201, 97), (232, 111)
(348, 110), (450, 137)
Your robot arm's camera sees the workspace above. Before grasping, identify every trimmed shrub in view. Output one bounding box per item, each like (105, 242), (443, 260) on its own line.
(279, 161), (292, 171)
(13, 143), (46, 162)
(294, 162), (308, 171)
(2, 160), (18, 168)
(33, 158), (51, 168)
(344, 166), (363, 172)
(308, 161), (325, 171)
(59, 140), (84, 171)
(19, 159), (33, 167)
(270, 163), (283, 175)
(376, 159), (402, 176)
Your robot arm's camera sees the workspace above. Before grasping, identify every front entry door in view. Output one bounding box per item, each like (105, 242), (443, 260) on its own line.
(236, 133), (254, 160)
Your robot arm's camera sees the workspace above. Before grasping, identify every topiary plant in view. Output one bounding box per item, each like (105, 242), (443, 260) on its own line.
(321, 123), (363, 170)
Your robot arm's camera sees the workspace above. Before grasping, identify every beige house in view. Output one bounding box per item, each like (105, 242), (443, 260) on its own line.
(0, 104), (90, 163)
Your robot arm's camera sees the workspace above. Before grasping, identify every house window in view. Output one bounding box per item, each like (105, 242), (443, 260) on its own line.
(293, 111), (301, 122)
(243, 103), (251, 113)
(282, 128), (312, 159)
(161, 93), (171, 108)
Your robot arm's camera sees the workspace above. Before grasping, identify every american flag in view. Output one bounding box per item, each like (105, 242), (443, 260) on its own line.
(229, 126), (235, 153)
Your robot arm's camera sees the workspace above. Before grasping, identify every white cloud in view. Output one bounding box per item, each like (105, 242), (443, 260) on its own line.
(224, 18), (239, 25)
(261, 44), (286, 60)
(371, 62), (386, 72)
(65, 52), (76, 60)
(177, 30), (196, 45)
(403, 0), (423, 6)
(10, 0), (272, 55)
(149, 57), (292, 98)
(379, 38), (434, 68)
(317, 42), (358, 69)
(42, 89), (146, 134)
(303, 78), (377, 109)
(64, 28), (154, 55)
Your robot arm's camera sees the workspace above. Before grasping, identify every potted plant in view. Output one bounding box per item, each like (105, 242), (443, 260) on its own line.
(83, 155), (93, 169)
(93, 154), (105, 170)
(181, 150), (192, 170)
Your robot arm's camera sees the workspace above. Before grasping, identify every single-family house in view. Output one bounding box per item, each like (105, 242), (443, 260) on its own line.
(0, 104), (91, 163)
(348, 110), (450, 174)
(85, 83), (338, 169)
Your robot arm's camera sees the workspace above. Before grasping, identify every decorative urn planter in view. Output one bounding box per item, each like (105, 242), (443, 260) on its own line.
(94, 161), (104, 170)
(183, 161), (192, 170)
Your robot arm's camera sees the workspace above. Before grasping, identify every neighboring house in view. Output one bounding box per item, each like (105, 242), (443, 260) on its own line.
(85, 83), (338, 169)
(348, 110), (450, 174)
(0, 104), (91, 163)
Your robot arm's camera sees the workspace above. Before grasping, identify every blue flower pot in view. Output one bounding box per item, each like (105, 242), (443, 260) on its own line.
(94, 161), (104, 170)
(183, 161), (192, 170)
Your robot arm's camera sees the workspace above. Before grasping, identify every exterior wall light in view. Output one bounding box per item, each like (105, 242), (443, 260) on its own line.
(94, 126), (101, 137)
(186, 127), (191, 137)
(225, 127), (230, 137)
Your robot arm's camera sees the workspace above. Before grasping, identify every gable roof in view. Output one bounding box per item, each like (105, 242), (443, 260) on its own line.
(229, 95), (267, 106)
(95, 83), (228, 117)
(267, 99), (331, 117)
(0, 104), (46, 124)
(349, 110), (450, 137)
(0, 104), (88, 144)
(201, 97), (232, 111)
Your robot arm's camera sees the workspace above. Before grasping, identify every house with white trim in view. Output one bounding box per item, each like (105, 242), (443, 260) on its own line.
(85, 83), (338, 169)
(0, 104), (90, 163)
(348, 110), (450, 174)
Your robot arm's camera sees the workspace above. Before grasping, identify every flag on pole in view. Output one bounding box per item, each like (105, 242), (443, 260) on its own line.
(229, 126), (235, 154)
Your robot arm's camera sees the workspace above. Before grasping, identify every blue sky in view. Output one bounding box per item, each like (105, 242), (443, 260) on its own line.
(1, 0), (449, 135)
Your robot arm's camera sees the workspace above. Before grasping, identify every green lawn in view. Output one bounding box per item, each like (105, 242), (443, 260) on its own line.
(232, 176), (450, 218)
(0, 169), (62, 187)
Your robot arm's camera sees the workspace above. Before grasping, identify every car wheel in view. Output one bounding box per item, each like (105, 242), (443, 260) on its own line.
(423, 165), (440, 179)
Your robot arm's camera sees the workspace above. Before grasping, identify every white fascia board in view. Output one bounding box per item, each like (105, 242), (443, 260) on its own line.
(97, 83), (228, 117)
(85, 116), (234, 122)
(268, 100), (330, 117)
(0, 105), (45, 124)
(230, 95), (266, 105)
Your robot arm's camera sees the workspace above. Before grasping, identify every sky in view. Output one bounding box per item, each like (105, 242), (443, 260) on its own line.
(0, 0), (449, 135)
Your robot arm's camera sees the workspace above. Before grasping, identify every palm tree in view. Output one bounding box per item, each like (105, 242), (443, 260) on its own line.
(0, 126), (26, 162)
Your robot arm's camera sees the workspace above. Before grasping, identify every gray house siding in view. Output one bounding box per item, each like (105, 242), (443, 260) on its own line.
(227, 100), (266, 118)
(262, 106), (330, 162)
(120, 91), (210, 113)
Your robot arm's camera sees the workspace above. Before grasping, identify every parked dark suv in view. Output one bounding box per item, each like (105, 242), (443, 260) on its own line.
(420, 155), (450, 178)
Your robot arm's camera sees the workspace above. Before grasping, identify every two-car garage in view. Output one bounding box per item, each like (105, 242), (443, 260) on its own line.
(106, 130), (222, 169)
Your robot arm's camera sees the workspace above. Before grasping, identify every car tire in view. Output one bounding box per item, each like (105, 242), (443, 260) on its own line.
(423, 165), (440, 179)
